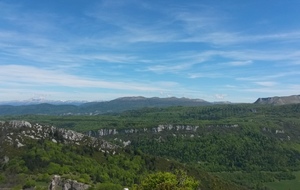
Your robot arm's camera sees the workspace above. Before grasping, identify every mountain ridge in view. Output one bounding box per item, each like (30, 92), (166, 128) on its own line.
(0, 98), (87, 106)
(1, 94), (300, 115)
(254, 94), (300, 105)
(0, 96), (208, 106)
(0, 96), (212, 115)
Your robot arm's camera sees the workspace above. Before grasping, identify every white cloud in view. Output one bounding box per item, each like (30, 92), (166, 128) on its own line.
(224, 84), (236, 88)
(226, 60), (252, 66)
(214, 94), (227, 100)
(190, 31), (300, 46)
(146, 63), (191, 74)
(188, 73), (223, 79)
(0, 1), (300, 103)
(0, 65), (165, 92)
(237, 71), (300, 81)
(254, 81), (278, 87)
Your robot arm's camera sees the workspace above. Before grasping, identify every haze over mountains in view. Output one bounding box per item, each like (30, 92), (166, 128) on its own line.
(0, 96), (211, 115)
(0, 96), (211, 106)
(0, 98), (87, 106)
(0, 95), (299, 116)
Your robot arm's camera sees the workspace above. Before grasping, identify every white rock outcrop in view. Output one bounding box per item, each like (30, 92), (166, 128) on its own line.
(48, 175), (90, 190)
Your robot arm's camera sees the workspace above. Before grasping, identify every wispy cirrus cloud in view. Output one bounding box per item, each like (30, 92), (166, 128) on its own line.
(254, 81), (278, 87)
(1, 1), (300, 102)
(188, 72), (223, 79)
(180, 31), (300, 46)
(226, 60), (253, 66)
(140, 48), (300, 82)
(237, 71), (300, 81)
(0, 65), (167, 92)
(241, 86), (300, 95)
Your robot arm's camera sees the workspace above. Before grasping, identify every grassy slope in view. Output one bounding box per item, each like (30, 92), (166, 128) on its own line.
(265, 171), (300, 190)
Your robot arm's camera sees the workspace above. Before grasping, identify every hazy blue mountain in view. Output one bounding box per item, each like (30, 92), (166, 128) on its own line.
(0, 98), (87, 106)
(0, 96), (211, 115)
(80, 96), (211, 113)
(0, 104), (78, 115)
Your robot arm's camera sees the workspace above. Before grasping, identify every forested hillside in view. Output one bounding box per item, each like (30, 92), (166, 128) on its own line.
(1, 103), (300, 189)
(0, 121), (246, 190)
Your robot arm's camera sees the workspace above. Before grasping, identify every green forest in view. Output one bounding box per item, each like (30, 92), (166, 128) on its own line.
(1, 103), (300, 189)
(0, 137), (245, 190)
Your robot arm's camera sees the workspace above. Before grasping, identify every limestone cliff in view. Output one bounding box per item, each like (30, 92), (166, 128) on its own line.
(0, 120), (118, 151)
(86, 124), (239, 137)
(254, 95), (300, 105)
(48, 175), (90, 190)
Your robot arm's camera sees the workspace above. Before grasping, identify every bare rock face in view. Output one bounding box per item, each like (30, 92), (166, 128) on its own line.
(9, 120), (32, 128)
(87, 124), (239, 138)
(254, 95), (300, 105)
(0, 156), (9, 164)
(0, 120), (118, 151)
(48, 175), (90, 190)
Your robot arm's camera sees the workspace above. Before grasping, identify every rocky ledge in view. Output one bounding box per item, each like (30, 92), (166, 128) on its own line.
(49, 175), (90, 190)
(0, 120), (118, 151)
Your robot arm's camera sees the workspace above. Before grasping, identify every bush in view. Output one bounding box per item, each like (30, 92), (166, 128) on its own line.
(36, 173), (51, 182)
(0, 173), (5, 183)
(91, 183), (123, 190)
(137, 170), (199, 190)
(23, 179), (36, 189)
(274, 171), (296, 181)
(12, 185), (23, 190)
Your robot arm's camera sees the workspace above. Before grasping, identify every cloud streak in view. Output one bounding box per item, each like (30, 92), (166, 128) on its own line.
(0, 1), (300, 102)
(0, 65), (166, 92)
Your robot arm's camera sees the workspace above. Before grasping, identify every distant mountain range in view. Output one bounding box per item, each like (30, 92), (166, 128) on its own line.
(0, 96), (213, 115)
(0, 98), (87, 106)
(254, 95), (300, 105)
(1, 95), (299, 116)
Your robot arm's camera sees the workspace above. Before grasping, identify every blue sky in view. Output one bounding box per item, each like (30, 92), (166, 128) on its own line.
(0, 0), (300, 102)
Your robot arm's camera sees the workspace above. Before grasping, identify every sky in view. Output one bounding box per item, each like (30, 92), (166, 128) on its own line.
(0, 0), (300, 103)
